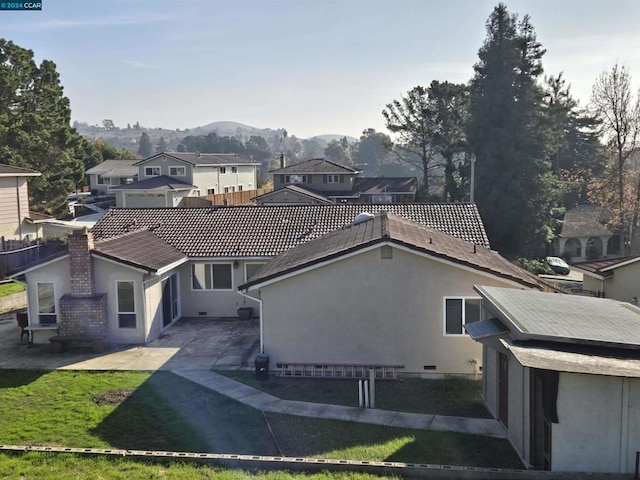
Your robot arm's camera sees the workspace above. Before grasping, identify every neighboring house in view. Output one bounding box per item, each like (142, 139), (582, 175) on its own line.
(13, 204), (493, 346)
(112, 176), (197, 208)
(572, 254), (640, 302)
(239, 212), (538, 377)
(554, 204), (619, 261)
(85, 159), (138, 195)
(0, 164), (41, 246)
(264, 158), (417, 204)
(467, 286), (640, 473)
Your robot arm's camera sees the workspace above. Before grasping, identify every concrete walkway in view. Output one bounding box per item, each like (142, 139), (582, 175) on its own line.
(0, 314), (506, 439)
(173, 368), (508, 439)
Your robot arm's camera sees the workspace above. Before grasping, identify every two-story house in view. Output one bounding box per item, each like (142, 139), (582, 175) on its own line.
(85, 159), (138, 196)
(111, 152), (261, 208)
(258, 158), (417, 205)
(0, 164), (42, 246)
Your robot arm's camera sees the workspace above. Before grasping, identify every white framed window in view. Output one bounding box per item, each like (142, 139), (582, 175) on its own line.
(224, 186), (229, 193)
(238, 185), (243, 192)
(207, 188), (215, 195)
(231, 186), (236, 192)
(96, 175), (108, 185)
(444, 297), (481, 336)
(327, 174), (340, 183)
(244, 262), (267, 281)
(37, 282), (56, 324)
(220, 166), (227, 174)
(169, 166), (186, 176)
(145, 166), (160, 176)
(191, 263), (233, 290)
(285, 175), (308, 184)
(231, 166), (238, 173)
(117, 281), (136, 329)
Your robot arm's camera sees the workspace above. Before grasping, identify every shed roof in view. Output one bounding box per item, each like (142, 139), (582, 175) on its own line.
(475, 286), (640, 349)
(572, 255), (640, 278)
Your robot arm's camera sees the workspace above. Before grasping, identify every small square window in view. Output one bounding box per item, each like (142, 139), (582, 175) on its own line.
(231, 166), (238, 173)
(444, 297), (481, 335)
(327, 175), (340, 183)
(220, 167), (226, 174)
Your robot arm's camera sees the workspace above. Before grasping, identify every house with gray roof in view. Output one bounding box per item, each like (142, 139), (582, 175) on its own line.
(262, 158), (417, 204)
(466, 286), (640, 473)
(85, 159), (138, 195)
(554, 204), (619, 261)
(12, 203), (503, 350)
(239, 212), (537, 378)
(107, 152), (261, 208)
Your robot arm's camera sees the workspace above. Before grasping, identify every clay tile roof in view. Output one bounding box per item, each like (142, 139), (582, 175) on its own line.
(110, 175), (195, 191)
(241, 212), (537, 289)
(93, 229), (187, 273)
(270, 158), (358, 174)
(0, 163), (40, 177)
(560, 204), (613, 238)
(90, 203), (491, 258)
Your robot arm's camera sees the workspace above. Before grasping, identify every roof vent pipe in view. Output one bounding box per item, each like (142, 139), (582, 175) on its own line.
(280, 153), (285, 169)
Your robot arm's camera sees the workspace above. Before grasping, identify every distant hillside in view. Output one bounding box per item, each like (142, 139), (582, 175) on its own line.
(72, 119), (358, 155)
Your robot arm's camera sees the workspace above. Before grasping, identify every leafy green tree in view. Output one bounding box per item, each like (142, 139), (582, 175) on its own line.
(383, 86), (434, 189)
(0, 39), (85, 214)
(137, 132), (153, 157)
(354, 129), (392, 174)
(102, 119), (116, 130)
(245, 135), (271, 162)
(324, 138), (351, 165)
(467, 4), (557, 257)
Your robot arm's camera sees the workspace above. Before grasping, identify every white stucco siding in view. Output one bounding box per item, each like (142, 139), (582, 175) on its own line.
(25, 257), (71, 343)
(121, 193), (166, 208)
(93, 258), (148, 344)
(602, 265), (640, 304)
(178, 261), (261, 318)
(553, 373), (626, 472)
(506, 359), (528, 459)
(258, 247), (525, 376)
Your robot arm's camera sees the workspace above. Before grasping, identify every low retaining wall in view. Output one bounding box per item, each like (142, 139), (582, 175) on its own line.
(0, 445), (634, 479)
(0, 290), (26, 314)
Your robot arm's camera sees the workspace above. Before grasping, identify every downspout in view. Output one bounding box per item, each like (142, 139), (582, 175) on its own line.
(238, 288), (263, 353)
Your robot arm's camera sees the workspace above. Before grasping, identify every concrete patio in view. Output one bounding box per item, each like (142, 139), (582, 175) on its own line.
(0, 313), (260, 371)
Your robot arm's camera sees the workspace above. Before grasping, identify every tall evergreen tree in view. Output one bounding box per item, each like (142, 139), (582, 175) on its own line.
(0, 39), (85, 214)
(467, 4), (556, 257)
(137, 132), (153, 157)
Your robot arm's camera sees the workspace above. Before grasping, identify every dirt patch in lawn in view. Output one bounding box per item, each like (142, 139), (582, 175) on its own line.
(92, 389), (136, 406)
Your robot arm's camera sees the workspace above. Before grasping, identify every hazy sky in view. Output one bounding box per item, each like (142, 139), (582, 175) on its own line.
(2, 0), (640, 139)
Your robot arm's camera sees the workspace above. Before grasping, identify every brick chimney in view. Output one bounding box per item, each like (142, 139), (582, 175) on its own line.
(67, 227), (95, 296)
(59, 227), (107, 337)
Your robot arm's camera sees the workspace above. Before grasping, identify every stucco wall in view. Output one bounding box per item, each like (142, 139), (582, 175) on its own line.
(179, 261), (261, 318)
(506, 358), (528, 461)
(257, 246), (526, 376)
(552, 374), (640, 473)
(274, 174), (355, 192)
(601, 264), (640, 303)
(24, 256), (158, 345)
(482, 346), (499, 417)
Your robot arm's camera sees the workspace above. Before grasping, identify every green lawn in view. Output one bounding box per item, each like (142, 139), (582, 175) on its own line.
(0, 281), (25, 298)
(217, 371), (490, 417)
(0, 369), (523, 476)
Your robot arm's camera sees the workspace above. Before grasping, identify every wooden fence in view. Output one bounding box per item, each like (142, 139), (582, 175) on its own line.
(0, 242), (67, 278)
(181, 188), (272, 207)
